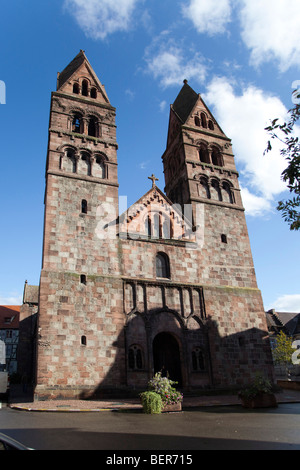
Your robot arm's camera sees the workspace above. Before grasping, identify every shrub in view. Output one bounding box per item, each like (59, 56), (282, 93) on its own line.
(238, 372), (272, 400)
(140, 391), (163, 414)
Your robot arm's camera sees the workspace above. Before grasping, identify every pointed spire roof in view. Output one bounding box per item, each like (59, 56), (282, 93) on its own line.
(172, 80), (199, 123)
(57, 50), (86, 90)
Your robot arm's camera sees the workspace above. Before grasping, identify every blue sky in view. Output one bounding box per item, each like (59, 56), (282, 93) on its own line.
(0, 0), (299, 312)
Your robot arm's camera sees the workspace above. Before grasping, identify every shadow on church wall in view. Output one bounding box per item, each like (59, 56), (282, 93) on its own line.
(78, 310), (274, 400)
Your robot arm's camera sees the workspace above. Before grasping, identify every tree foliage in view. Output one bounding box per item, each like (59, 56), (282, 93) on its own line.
(272, 330), (294, 365)
(265, 90), (300, 230)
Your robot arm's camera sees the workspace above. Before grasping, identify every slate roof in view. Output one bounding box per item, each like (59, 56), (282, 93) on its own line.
(172, 81), (199, 123)
(57, 50), (86, 90)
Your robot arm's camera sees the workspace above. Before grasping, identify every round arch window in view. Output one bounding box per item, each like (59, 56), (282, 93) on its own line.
(156, 252), (170, 279)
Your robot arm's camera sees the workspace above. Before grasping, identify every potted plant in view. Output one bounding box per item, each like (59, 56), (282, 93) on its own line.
(147, 372), (183, 412)
(238, 373), (277, 408)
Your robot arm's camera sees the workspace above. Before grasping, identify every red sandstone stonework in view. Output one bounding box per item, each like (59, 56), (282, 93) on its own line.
(35, 51), (274, 400)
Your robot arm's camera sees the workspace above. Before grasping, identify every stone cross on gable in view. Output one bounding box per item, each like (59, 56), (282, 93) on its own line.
(148, 173), (159, 188)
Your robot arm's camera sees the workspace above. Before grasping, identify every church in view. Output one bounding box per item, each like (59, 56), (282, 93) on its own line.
(34, 51), (274, 399)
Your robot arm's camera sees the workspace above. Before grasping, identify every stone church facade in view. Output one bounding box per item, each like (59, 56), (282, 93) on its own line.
(35, 51), (274, 399)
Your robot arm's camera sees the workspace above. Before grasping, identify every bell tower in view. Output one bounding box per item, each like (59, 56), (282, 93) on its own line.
(163, 80), (243, 220)
(36, 51), (124, 399)
(162, 81), (274, 385)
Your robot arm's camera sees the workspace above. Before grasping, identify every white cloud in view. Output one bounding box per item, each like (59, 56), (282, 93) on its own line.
(63, 0), (141, 39)
(125, 89), (135, 101)
(159, 100), (167, 113)
(239, 186), (272, 217)
(0, 294), (22, 306)
(138, 160), (150, 170)
(204, 77), (288, 216)
(238, 0), (300, 71)
(144, 33), (207, 88)
(182, 0), (232, 36)
(269, 294), (300, 312)
(182, 0), (300, 71)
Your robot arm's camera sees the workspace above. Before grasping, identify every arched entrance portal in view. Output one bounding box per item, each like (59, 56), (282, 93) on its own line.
(153, 332), (182, 386)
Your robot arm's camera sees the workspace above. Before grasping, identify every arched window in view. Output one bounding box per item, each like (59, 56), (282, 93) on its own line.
(201, 113), (207, 128)
(72, 113), (83, 133)
(145, 216), (151, 237)
(156, 252), (170, 279)
(81, 152), (91, 176)
(81, 335), (87, 346)
(88, 116), (98, 137)
(199, 177), (210, 199)
(211, 146), (223, 167)
(94, 155), (106, 178)
(199, 144), (210, 164)
(222, 182), (234, 204)
(208, 120), (214, 131)
(91, 87), (97, 99)
(66, 149), (77, 173)
(81, 199), (88, 214)
(162, 215), (171, 239)
(82, 79), (88, 96)
(128, 345), (143, 370)
(194, 116), (200, 127)
(210, 179), (222, 201)
(153, 213), (160, 239)
(73, 83), (80, 94)
(192, 348), (205, 371)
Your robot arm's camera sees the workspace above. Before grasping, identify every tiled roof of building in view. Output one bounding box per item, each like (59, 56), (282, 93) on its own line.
(0, 306), (20, 329)
(23, 282), (39, 305)
(266, 309), (300, 336)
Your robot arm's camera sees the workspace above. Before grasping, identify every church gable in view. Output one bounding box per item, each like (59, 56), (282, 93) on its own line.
(118, 178), (194, 242)
(57, 50), (110, 104)
(184, 94), (227, 139)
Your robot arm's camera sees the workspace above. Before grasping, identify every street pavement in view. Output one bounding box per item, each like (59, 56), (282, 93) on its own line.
(1, 399), (300, 451)
(6, 386), (300, 412)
